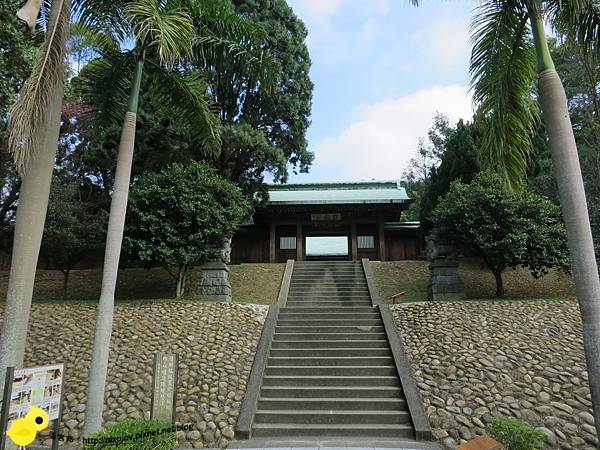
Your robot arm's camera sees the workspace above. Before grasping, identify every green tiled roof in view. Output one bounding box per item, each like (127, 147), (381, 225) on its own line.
(267, 179), (411, 205)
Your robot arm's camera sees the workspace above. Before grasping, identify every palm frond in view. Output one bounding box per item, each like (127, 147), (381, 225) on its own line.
(147, 62), (221, 155)
(74, 50), (136, 126)
(72, 0), (129, 41)
(548, 0), (600, 52)
(187, 0), (279, 87)
(125, 0), (194, 65)
(69, 21), (121, 54)
(470, 0), (539, 190)
(7, 0), (71, 174)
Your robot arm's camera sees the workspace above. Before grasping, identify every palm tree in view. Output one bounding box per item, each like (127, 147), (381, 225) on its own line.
(0, 0), (70, 382)
(466, 0), (600, 438)
(74, 0), (276, 434)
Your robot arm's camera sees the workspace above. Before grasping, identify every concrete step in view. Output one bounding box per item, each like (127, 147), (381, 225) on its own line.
(286, 296), (372, 301)
(275, 325), (385, 333)
(292, 272), (365, 276)
(282, 306), (375, 313)
(267, 356), (394, 366)
(269, 348), (391, 358)
(259, 386), (404, 398)
(264, 365), (398, 376)
(274, 332), (387, 340)
(271, 339), (388, 348)
(285, 302), (373, 307)
(256, 397), (407, 411)
(254, 410), (410, 425)
(288, 288), (369, 297)
(277, 319), (383, 327)
(278, 312), (381, 320)
(290, 276), (366, 281)
(261, 375), (399, 387)
(251, 423), (414, 438)
(289, 284), (369, 295)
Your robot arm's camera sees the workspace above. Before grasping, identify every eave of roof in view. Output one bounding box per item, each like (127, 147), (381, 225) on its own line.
(266, 179), (411, 206)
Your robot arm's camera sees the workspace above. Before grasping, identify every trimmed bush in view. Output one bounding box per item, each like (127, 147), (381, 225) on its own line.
(486, 416), (546, 450)
(81, 419), (176, 450)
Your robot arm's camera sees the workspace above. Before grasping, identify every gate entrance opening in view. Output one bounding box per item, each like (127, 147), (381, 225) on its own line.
(305, 236), (349, 259)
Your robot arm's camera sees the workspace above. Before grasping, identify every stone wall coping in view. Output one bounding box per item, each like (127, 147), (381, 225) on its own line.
(361, 258), (380, 306)
(277, 260), (295, 307)
(379, 304), (433, 441)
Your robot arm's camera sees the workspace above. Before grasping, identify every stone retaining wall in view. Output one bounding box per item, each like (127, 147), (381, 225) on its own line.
(392, 299), (597, 450)
(0, 301), (267, 449)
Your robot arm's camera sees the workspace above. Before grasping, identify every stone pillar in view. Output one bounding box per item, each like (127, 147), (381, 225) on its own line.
(427, 259), (466, 301)
(296, 223), (304, 261)
(351, 222), (358, 260)
(198, 262), (232, 302)
(269, 223), (276, 263)
(378, 222), (386, 261)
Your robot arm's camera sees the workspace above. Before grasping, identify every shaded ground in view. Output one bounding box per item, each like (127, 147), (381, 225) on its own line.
(392, 299), (596, 450)
(0, 263), (284, 304)
(372, 259), (575, 303)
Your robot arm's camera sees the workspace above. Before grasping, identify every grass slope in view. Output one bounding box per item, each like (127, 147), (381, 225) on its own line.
(372, 259), (575, 303)
(0, 264), (285, 305)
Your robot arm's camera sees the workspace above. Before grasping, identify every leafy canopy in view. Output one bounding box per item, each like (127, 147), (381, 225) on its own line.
(125, 161), (251, 270)
(468, 0), (600, 190)
(432, 172), (569, 296)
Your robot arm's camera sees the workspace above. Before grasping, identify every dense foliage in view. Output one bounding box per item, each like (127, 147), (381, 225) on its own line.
(416, 119), (481, 234)
(81, 419), (175, 450)
(41, 174), (107, 296)
(432, 173), (569, 297)
(210, 0), (314, 197)
(0, 1), (40, 252)
(125, 162), (251, 297)
(486, 416), (546, 450)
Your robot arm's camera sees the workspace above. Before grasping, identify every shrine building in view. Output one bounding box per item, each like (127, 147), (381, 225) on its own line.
(230, 180), (422, 263)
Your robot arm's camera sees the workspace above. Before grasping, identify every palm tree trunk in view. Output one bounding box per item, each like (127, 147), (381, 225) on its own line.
(0, 1), (66, 383)
(530, 10), (600, 439)
(83, 53), (145, 435)
(0, 81), (62, 376)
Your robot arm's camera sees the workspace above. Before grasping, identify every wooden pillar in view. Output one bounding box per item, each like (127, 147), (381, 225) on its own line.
(351, 222), (358, 260)
(269, 223), (276, 263)
(296, 223), (303, 261)
(378, 222), (386, 261)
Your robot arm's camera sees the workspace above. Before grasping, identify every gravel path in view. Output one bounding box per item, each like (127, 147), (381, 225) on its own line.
(392, 299), (597, 450)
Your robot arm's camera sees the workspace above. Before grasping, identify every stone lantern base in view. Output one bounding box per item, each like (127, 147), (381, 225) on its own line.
(427, 259), (466, 301)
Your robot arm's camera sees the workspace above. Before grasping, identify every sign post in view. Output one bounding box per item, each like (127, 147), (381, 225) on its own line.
(0, 367), (15, 450)
(0, 364), (64, 450)
(150, 353), (178, 422)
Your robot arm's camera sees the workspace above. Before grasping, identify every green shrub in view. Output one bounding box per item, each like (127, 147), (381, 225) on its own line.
(81, 419), (176, 450)
(486, 416), (546, 450)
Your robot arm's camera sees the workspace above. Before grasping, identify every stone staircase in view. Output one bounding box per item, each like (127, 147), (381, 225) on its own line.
(250, 260), (416, 439)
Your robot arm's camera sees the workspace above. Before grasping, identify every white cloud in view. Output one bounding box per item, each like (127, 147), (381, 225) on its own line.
(288, 0), (342, 24)
(414, 18), (470, 74)
(310, 85), (473, 180)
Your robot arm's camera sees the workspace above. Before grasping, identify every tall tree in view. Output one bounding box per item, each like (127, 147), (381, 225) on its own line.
(418, 119), (481, 234)
(41, 174), (107, 297)
(464, 0), (600, 436)
(125, 162), (251, 297)
(76, 0), (217, 434)
(75, 0), (277, 433)
(198, 0), (314, 195)
(0, 0), (70, 384)
(0, 0), (42, 253)
(432, 172), (569, 298)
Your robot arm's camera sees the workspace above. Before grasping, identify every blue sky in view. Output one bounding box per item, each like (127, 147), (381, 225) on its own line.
(285, 0), (476, 182)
